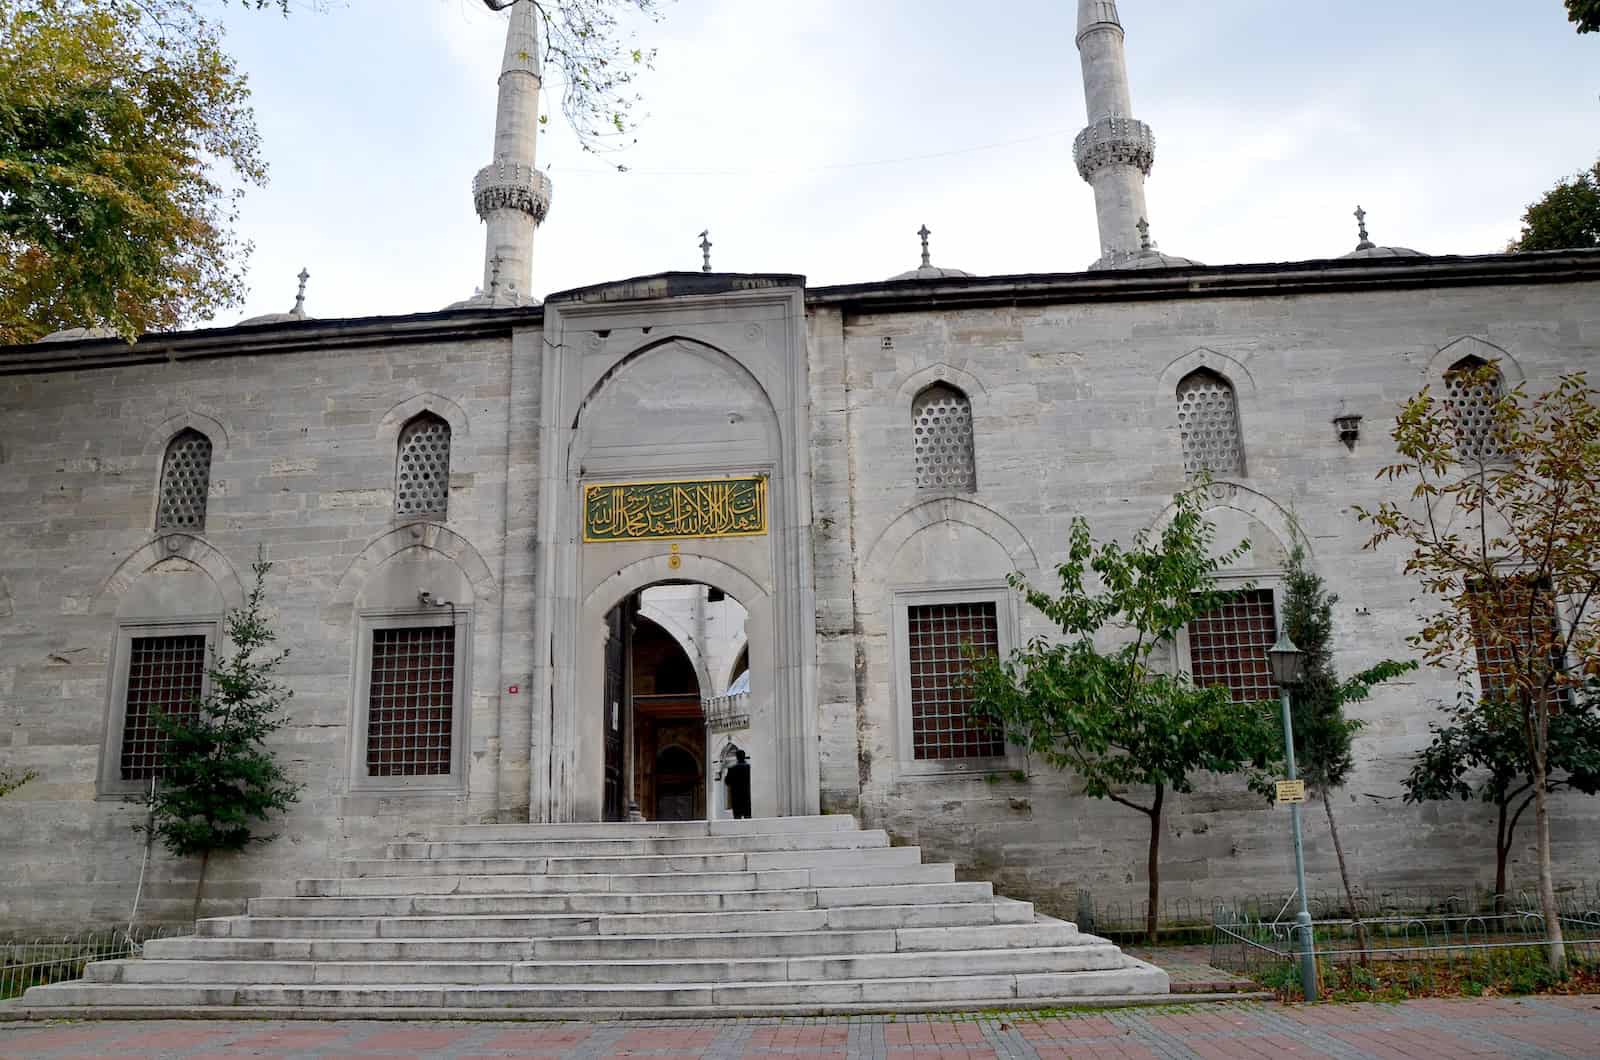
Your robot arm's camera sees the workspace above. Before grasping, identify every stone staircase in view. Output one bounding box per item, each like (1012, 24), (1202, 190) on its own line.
(10, 815), (1168, 1018)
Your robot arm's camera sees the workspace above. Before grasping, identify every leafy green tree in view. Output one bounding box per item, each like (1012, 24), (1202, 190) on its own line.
(1279, 545), (1416, 958)
(145, 550), (300, 920)
(969, 485), (1283, 943)
(1404, 689), (1600, 906)
(0, 0), (272, 344)
(1510, 160), (1600, 252)
(1357, 366), (1600, 973)
(1568, 0), (1599, 33)
(0, 766), (37, 798)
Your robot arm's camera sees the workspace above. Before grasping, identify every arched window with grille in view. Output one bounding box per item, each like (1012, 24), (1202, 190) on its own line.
(395, 413), (451, 518)
(1444, 356), (1505, 462)
(912, 383), (976, 492)
(1175, 368), (1243, 477)
(156, 429), (213, 531)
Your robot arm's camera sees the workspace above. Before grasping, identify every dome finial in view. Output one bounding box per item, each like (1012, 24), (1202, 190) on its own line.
(293, 267), (310, 316)
(917, 224), (932, 268)
(699, 229), (713, 272)
(1137, 217), (1151, 252)
(1354, 205), (1375, 250)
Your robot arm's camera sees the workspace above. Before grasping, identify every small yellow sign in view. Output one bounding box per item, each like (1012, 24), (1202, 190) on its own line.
(1275, 779), (1307, 804)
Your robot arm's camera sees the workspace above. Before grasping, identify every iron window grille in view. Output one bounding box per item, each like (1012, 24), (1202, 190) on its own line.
(907, 601), (1004, 760)
(119, 634), (207, 781)
(1467, 578), (1572, 711)
(1189, 588), (1280, 704)
(365, 625), (457, 777)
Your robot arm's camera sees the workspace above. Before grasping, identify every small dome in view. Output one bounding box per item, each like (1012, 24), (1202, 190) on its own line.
(36, 325), (118, 343)
(1124, 249), (1205, 270)
(888, 224), (975, 282)
(1090, 218), (1203, 271)
(442, 287), (540, 311)
(887, 263), (975, 282)
(1341, 205), (1425, 260)
(239, 267), (314, 326)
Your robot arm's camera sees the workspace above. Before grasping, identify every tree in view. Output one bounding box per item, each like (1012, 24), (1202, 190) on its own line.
(1510, 160), (1600, 252)
(1280, 545), (1416, 959)
(0, 0), (273, 344)
(1404, 689), (1600, 906)
(1568, 0), (1599, 33)
(144, 550), (300, 921)
(969, 484), (1283, 943)
(1357, 366), (1600, 973)
(479, 0), (660, 161)
(0, 766), (37, 798)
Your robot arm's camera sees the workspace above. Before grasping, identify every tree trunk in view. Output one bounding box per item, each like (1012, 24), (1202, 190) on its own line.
(1321, 787), (1369, 964)
(1531, 773), (1566, 973)
(191, 849), (212, 925)
(1494, 798), (1510, 914)
(1145, 784), (1164, 945)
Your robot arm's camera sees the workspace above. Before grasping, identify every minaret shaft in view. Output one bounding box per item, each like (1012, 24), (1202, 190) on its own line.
(1073, 0), (1154, 269)
(473, 2), (552, 301)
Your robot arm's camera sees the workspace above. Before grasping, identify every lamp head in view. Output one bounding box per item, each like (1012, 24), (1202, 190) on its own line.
(1267, 631), (1306, 687)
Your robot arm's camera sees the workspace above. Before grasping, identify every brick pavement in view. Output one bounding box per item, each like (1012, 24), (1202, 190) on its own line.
(2, 997), (1598, 1059)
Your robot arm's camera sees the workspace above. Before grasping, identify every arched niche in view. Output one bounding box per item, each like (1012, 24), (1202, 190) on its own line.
(93, 536), (245, 618)
(1148, 481), (1307, 573)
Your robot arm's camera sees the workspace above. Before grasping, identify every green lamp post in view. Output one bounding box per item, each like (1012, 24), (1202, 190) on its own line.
(1267, 630), (1319, 1002)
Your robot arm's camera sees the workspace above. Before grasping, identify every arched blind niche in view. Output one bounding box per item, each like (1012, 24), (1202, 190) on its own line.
(912, 383), (976, 492)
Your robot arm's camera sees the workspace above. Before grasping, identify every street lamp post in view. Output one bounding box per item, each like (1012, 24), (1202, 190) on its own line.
(1267, 631), (1319, 1002)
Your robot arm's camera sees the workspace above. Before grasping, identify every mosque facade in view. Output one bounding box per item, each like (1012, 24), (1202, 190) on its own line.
(1, 1), (1598, 930)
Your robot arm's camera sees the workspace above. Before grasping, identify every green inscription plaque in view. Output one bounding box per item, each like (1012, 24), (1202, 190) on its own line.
(583, 477), (768, 542)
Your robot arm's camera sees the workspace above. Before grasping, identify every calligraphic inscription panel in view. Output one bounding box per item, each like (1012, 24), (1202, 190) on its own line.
(583, 477), (768, 542)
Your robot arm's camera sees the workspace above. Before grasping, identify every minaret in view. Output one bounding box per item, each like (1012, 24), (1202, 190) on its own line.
(471, 2), (552, 304)
(1073, 0), (1156, 270)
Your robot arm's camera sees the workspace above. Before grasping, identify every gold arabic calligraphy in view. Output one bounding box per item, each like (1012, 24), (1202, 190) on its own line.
(583, 477), (768, 542)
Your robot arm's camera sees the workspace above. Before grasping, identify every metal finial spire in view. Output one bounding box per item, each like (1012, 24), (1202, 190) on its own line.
(1354, 205), (1374, 250)
(1136, 217), (1151, 252)
(292, 267), (309, 314)
(699, 230), (712, 273)
(917, 224), (932, 268)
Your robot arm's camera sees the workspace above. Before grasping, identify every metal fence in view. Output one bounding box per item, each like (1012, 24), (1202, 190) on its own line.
(1075, 881), (1600, 941)
(1210, 887), (1600, 995)
(0, 926), (189, 1001)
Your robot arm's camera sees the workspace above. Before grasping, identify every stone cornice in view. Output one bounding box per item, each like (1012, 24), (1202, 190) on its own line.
(806, 250), (1600, 313)
(0, 307), (543, 376)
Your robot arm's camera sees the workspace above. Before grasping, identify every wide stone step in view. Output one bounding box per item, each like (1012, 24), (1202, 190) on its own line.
(87, 944), (1127, 988)
(145, 919), (1092, 964)
(386, 829), (892, 860)
(431, 815), (860, 841)
(300, 862), (947, 898)
(250, 878), (981, 918)
(200, 899), (1029, 940)
(25, 959), (1168, 1009)
(341, 845), (924, 879)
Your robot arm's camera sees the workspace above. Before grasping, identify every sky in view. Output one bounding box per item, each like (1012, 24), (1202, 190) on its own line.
(213, 0), (1600, 323)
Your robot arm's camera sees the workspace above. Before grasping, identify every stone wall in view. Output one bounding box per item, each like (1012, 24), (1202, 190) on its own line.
(811, 277), (1600, 915)
(0, 330), (526, 932)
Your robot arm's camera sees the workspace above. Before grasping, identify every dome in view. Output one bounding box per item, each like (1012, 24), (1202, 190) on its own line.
(442, 287), (540, 311)
(36, 325), (118, 343)
(239, 268), (314, 326)
(1341, 206), (1425, 260)
(888, 225), (975, 282)
(1124, 249), (1204, 269)
(1090, 220), (1203, 271)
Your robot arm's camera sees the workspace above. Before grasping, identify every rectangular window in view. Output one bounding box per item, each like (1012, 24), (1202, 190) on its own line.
(1468, 581), (1570, 710)
(366, 625), (457, 777)
(119, 634), (207, 781)
(1189, 588), (1279, 704)
(907, 601), (1004, 760)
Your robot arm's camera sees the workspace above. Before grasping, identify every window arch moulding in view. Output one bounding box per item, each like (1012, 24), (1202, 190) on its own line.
(1426, 337), (1525, 390)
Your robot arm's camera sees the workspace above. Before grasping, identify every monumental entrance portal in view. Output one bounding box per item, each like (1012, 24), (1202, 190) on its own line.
(529, 276), (819, 822)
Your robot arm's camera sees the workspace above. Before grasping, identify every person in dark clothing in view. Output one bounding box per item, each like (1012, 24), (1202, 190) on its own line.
(725, 749), (752, 820)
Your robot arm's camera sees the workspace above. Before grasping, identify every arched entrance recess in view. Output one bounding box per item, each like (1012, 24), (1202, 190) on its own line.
(580, 557), (777, 819)
(529, 286), (818, 824)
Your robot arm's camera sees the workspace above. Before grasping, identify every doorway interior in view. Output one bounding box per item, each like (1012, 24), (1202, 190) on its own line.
(601, 582), (749, 822)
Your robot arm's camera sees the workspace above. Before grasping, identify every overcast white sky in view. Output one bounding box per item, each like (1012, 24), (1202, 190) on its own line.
(214, 0), (1599, 323)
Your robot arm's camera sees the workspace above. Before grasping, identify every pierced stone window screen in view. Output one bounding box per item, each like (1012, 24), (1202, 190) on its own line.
(395, 415), (451, 517)
(366, 625), (456, 777)
(1176, 369), (1244, 477)
(120, 634), (207, 781)
(912, 384), (977, 492)
(1444, 357), (1505, 462)
(156, 430), (213, 531)
(1468, 582), (1570, 711)
(907, 601), (1004, 760)
(1189, 589), (1279, 704)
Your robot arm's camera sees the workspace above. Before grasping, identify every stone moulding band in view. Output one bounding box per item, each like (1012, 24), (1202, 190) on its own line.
(582, 475), (769, 543)
(1072, 116), (1156, 181)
